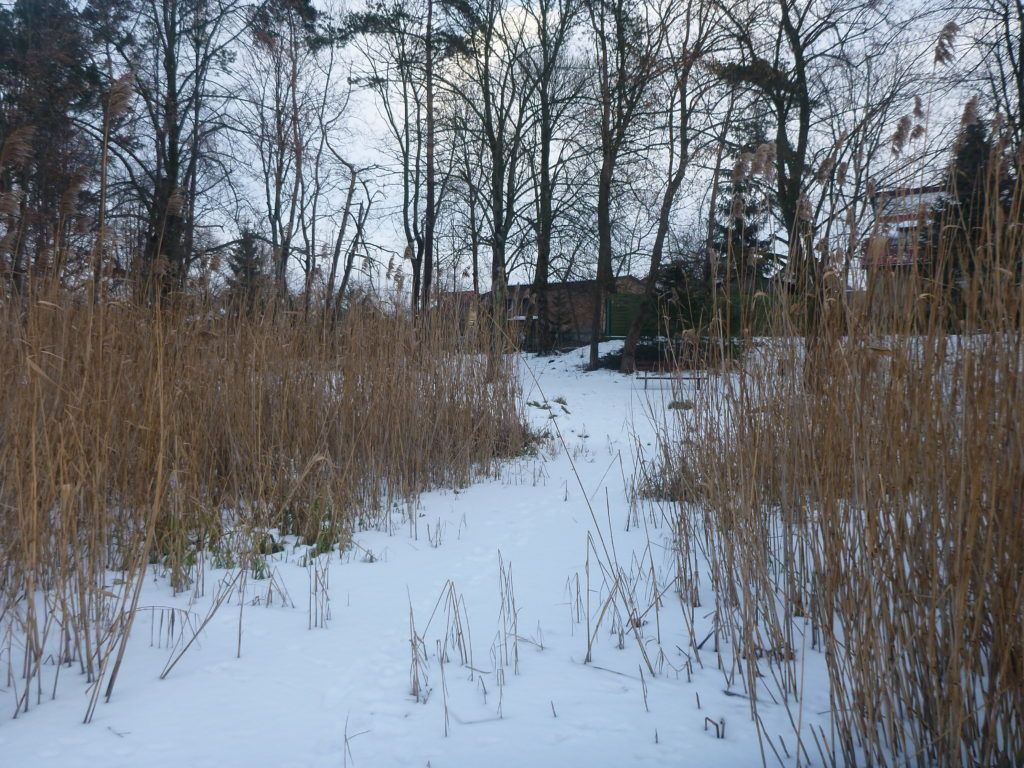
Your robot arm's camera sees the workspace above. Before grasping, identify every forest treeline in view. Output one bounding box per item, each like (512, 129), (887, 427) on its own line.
(0, 0), (1021, 364)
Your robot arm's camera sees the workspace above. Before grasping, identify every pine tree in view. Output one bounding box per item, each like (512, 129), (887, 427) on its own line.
(713, 177), (774, 291)
(0, 0), (100, 288)
(227, 230), (268, 314)
(710, 113), (778, 294)
(928, 110), (1011, 294)
(653, 254), (704, 333)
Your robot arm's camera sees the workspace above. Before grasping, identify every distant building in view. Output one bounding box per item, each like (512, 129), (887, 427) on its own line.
(438, 289), (481, 330)
(862, 185), (943, 269)
(861, 185), (944, 323)
(479, 276), (646, 349)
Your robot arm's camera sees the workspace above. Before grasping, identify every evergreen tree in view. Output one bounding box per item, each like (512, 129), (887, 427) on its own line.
(705, 134), (778, 338)
(653, 251), (711, 335)
(928, 110), (1012, 295)
(711, 116), (779, 294)
(713, 177), (774, 290)
(0, 0), (100, 289)
(227, 229), (269, 314)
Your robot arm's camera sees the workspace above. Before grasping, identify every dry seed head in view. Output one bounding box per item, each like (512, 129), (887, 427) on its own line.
(752, 143), (777, 180)
(166, 187), (186, 218)
(108, 74), (134, 121)
(961, 96), (979, 128)
(60, 174), (86, 217)
(0, 190), (21, 218)
(730, 193), (746, 219)
(891, 115), (912, 155)
(913, 96), (924, 119)
(837, 161), (848, 186)
(732, 153), (752, 183)
(816, 156), (836, 183)
(0, 126), (35, 171)
(750, 145), (767, 176)
(798, 195), (813, 222)
(934, 22), (958, 66)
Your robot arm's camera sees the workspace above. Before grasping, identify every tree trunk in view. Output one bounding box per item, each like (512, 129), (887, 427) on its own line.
(620, 156), (687, 374)
(324, 169), (358, 319)
(589, 155), (614, 370)
(335, 201), (367, 320)
(422, 0), (436, 309)
(532, 88), (554, 353)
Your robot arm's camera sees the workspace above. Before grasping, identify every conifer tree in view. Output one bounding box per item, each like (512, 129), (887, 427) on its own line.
(227, 229), (268, 314)
(929, 107), (1011, 293)
(0, 0), (99, 290)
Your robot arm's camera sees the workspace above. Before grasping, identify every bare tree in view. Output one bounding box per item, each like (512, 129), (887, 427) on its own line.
(234, 0), (322, 300)
(448, 0), (536, 320)
(585, 0), (674, 369)
(966, 1), (1024, 149)
(714, 0), (921, 349)
(619, 0), (720, 372)
(521, 0), (586, 350)
(102, 0), (248, 297)
(347, 0), (429, 309)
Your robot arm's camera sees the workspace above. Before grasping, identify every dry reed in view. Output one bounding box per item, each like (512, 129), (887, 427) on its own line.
(657, 136), (1024, 765)
(0, 296), (527, 718)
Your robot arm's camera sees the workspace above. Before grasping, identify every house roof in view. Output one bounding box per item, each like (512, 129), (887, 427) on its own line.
(872, 185), (944, 223)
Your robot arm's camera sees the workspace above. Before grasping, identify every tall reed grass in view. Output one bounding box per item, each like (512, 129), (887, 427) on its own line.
(0, 296), (526, 718)
(657, 145), (1023, 765)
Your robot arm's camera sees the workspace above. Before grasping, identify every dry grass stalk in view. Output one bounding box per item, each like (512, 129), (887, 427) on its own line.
(0, 296), (526, 719)
(656, 133), (1024, 765)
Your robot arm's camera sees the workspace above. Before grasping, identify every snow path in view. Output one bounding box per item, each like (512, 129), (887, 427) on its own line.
(0, 343), (830, 767)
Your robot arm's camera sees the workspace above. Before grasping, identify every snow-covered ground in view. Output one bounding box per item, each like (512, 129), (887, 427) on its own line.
(0, 343), (831, 767)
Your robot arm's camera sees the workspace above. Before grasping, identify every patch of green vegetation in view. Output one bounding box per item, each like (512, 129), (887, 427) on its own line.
(312, 531), (334, 556)
(251, 555), (270, 580)
(669, 399), (695, 410)
(256, 533), (283, 555)
(516, 426), (551, 457)
(210, 542), (236, 570)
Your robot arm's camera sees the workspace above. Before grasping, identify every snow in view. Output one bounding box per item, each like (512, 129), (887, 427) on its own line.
(0, 342), (832, 767)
